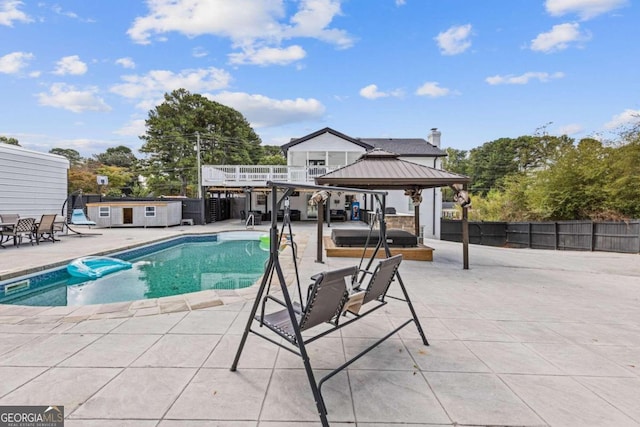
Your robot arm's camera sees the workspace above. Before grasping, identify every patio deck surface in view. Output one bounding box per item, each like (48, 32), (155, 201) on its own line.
(0, 220), (639, 426)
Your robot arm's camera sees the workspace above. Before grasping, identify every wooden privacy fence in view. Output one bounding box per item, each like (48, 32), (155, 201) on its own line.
(441, 219), (640, 254)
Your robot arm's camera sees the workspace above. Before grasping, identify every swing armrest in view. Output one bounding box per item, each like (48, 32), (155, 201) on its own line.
(264, 295), (302, 314)
(259, 294), (302, 328)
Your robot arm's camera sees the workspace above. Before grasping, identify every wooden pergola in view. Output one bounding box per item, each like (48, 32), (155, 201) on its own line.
(315, 149), (472, 269)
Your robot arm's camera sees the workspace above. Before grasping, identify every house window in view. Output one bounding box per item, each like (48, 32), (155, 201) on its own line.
(145, 206), (156, 217)
(99, 206), (110, 217)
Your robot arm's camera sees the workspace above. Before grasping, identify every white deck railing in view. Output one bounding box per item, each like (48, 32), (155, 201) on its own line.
(201, 165), (343, 186)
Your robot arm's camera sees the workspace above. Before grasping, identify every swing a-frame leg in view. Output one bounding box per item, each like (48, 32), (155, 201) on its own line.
(230, 181), (429, 427)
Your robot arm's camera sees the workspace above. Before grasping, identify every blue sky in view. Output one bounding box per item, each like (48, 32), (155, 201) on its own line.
(1, 0), (638, 158)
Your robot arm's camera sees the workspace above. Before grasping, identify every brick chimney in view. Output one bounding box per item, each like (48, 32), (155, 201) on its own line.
(428, 128), (441, 147)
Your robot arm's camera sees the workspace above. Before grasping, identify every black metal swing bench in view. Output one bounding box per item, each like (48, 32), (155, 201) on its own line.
(231, 181), (429, 427)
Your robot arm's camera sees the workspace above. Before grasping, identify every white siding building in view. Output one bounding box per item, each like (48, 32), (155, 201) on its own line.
(0, 144), (69, 218)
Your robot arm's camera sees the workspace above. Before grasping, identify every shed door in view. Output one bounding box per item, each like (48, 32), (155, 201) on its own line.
(123, 208), (133, 224)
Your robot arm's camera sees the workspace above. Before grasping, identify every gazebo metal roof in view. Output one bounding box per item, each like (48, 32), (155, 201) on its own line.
(315, 149), (470, 189)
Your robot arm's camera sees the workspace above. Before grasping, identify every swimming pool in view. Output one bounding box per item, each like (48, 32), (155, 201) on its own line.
(0, 232), (270, 307)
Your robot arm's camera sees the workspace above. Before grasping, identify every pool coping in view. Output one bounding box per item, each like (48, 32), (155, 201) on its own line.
(0, 230), (309, 323)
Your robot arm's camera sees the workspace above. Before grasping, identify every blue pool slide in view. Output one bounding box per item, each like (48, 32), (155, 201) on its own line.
(67, 256), (132, 279)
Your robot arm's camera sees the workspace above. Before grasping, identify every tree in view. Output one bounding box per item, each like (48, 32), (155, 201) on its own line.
(467, 138), (521, 195)
(466, 135), (574, 196)
(468, 173), (535, 221)
(0, 136), (20, 146)
(258, 145), (286, 165)
(441, 147), (469, 201)
(94, 145), (138, 169)
(96, 165), (134, 195)
(49, 148), (83, 167)
(258, 146), (286, 166)
(140, 89), (262, 196)
(442, 147), (468, 175)
(525, 138), (609, 220)
(603, 126), (640, 218)
(68, 167), (98, 193)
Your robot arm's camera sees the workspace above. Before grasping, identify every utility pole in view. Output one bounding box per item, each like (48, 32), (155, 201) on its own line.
(196, 131), (202, 199)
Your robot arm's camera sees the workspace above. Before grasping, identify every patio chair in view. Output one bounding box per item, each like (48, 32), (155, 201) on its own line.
(258, 265), (357, 344)
(4, 217), (36, 247)
(71, 209), (96, 226)
(0, 214), (20, 248)
(33, 214), (58, 244)
(53, 216), (65, 233)
(346, 254), (403, 314)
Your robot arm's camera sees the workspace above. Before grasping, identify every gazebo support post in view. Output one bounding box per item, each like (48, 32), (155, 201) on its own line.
(406, 189), (423, 244)
(316, 199), (324, 263)
(414, 203), (420, 243)
(462, 184), (469, 270)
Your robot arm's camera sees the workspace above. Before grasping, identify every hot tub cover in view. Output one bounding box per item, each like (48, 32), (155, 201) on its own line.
(331, 228), (418, 248)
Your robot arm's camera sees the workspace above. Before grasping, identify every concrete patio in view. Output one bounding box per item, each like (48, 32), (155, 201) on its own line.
(0, 220), (639, 426)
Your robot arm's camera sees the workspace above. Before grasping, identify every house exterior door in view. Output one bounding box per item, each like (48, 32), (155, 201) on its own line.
(123, 208), (133, 224)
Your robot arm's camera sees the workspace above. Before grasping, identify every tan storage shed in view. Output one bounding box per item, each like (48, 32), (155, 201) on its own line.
(86, 201), (182, 228)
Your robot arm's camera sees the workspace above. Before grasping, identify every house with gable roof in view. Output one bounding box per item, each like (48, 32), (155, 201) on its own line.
(202, 127), (448, 239)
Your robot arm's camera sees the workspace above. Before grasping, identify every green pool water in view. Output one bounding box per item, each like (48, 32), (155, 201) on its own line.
(6, 239), (269, 306)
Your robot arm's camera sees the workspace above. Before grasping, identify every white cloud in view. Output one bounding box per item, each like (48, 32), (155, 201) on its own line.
(395, 0), (406, 5)
(37, 83), (111, 113)
(604, 109), (640, 129)
(284, 0), (354, 49)
(127, 0), (353, 65)
(545, 0), (628, 20)
(558, 123), (584, 135)
(486, 71), (565, 85)
(50, 4), (93, 22)
(228, 45), (306, 66)
(115, 119), (147, 136)
(61, 138), (112, 151)
(0, 51), (33, 74)
(127, 0), (284, 44)
(531, 23), (590, 53)
(360, 84), (385, 99)
(209, 91), (325, 127)
(192, 47), (208, 58)
(115, 57), (136, 69)
(359, 84), (403, 100)
(435, 24), (472, 55)
(415, 82), (450, 97)
(0, 0), (31, 26)
(110, 67), (232, 107)
(12, 133), (120, 156)
(53, 55), (88, 75)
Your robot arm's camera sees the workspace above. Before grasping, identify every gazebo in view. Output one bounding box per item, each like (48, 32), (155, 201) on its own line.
(315, 149), (472, 269)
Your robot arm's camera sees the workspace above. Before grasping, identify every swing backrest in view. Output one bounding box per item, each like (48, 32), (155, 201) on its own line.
(299, 265), (357, 331)
(363, 254), (403, 305)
